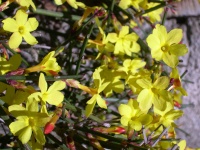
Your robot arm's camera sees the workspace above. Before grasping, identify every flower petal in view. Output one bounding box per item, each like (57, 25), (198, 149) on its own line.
(137, 89), (153, 112)
(15, 9), (28, 26)
(9, 120), (29, 135)
(9, 32), (22, 49)
(9, 105), (26, 112)
(169, 44), (188, 56)
(119, 0), (131, 9)
(153, 24), (167, 45)
(87, 95), (97, 104)
(33, 127), (46, 145)
(17, 126), (32, 144)
(153, 76), (169, 90)
(120, 116), (130, 126)
(54, 0), (65, 5)
(136, 78), (152, 89)
(48, 81), (66, 93)
(114, 39), (123, 55)
(26, 99), (38, 112)
(119, 26), (129, 38)
(28, 92), (42, 102)
(106, 33), (118, 43)
(96, 94), (107, 109)
(47, 91), (64, 106)
(23, 31), (38, 45)
(146, 34), (161, 52)
(85, 101), (96, 117)
(163, 53), (178, 68)
(2, 18), (18, 32)
(118, 104), (131, 117)
(39, 73), (47, 93)
(166, 29), (182, 45)
(25, 18), (39, 32)
(129, 120), (142, 131)
(152, 94), (166, 111)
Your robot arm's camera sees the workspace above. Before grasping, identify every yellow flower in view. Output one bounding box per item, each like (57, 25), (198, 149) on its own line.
(136, 76), (171, 112)
(154, 102), (183, 128)
(118, 99), (152, 131)
(85, 68), (109, 117)
(0, 0), (36, 11)
(16, 0), (36, 10)
(2, 9), (38, 49)
(142, 2), (163, 23)
(99, 65), (124, 97)
(169, 68), (187, 96)
(119, 0), (144, 10)
(54, 0), (85, 9)
(0, 54), (22, 75)
(25, 51), (61, 76)
(0, 82), (30, 105)
(28, 73), (66, 112)
(106, 26), (140, 56)
(9, 99), (50, 144)
(146, 24), (188, 68)
(118, 58), (146, 75)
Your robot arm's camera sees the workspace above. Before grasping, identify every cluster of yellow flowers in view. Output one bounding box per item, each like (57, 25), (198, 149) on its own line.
(0, 0), (190, 149)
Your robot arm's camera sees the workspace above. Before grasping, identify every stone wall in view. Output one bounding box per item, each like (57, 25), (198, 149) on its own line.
(167, 0), (200, 147)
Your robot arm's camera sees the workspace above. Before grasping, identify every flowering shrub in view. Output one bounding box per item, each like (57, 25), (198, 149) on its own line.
(0, 0), (194, 149)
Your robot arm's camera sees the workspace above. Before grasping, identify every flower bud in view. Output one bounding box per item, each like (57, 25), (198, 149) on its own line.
(44, 122), (55, 134)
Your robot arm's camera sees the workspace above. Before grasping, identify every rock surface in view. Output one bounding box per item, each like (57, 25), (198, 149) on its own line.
(167, 0), (200, 147)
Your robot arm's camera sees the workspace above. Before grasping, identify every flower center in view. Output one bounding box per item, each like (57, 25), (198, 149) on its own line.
(29, 117), (35, 127)
(161, 46), (168, 52)
(18, 26), (25, 34)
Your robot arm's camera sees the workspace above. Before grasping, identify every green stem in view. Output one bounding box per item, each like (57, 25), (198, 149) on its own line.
(180, 70), (188, 78)
(0, 75), (82, 81)
(0, 11), (7, 18)
(55, 11), (96, 55)
(107, 0), (115, 26)
(161, 8), (168, 25)
(75, 23), (95, 75)
(33, 8), (83, 21)
(181, 79), (194, 84)
(34, 8), (64, 17)
(176, 127), (190, 136)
